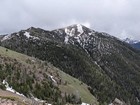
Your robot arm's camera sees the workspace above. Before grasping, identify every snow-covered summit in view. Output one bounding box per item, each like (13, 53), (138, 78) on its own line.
(55, 24), (95, 44)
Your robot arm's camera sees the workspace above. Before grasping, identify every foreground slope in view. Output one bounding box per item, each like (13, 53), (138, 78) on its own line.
(0, 46), (98, 105)
(1, 25), (140, 104)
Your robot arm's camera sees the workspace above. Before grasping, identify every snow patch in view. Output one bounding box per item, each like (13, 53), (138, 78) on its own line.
(88, 33), (92, 35)
(24, 32), (31, 38)
(16, 33), (19, 36)
(65, 28), (75, 37)
(64, 35), (69, 44)
(1, 34), (11, 42)
(24, 32), (39, 40)
(2, 80), (25, 97)
(65, 28), (70, 36)
(81, 102), (90, 105)
(64, 28), (76, 43)
(77, 24), (84, 36)
(32, 97), (45, 103)
(48, 74), (57, 83)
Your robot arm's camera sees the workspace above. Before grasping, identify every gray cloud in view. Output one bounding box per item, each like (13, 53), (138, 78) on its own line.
(0, 0), (140, 40)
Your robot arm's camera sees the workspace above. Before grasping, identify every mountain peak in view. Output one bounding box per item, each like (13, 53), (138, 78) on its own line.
(51, 24), (95, 44)
(26, 27), (38, 31)
(69, 24), (85, 27)
(66, 24), (90, 30)
(63, 24), (94, 36)
(64, 24), (84, 36)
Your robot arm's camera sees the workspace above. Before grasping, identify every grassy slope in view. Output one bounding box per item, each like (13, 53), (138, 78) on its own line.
(0, 46), (35, 63)
(58, 70), (99, 105)
(0, 46), (99, 105)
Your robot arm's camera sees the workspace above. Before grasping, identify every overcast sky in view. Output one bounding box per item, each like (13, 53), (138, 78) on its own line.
(0, 0), (140, 40)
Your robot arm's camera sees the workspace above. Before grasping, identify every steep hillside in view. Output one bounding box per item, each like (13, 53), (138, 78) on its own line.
(1, 24), (140, 104)
(0, 46), (99, 105)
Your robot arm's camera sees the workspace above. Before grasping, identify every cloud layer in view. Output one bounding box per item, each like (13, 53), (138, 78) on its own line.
(0, 0), (140, 39)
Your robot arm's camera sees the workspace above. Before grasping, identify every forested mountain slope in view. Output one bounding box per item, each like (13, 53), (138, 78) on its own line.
(1, 24), (140, 104)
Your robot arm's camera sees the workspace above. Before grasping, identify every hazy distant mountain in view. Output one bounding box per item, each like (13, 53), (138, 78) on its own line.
(123, 38), (139, 44)
(124, 38), (140, 50)
(1, 24), (140, 105)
